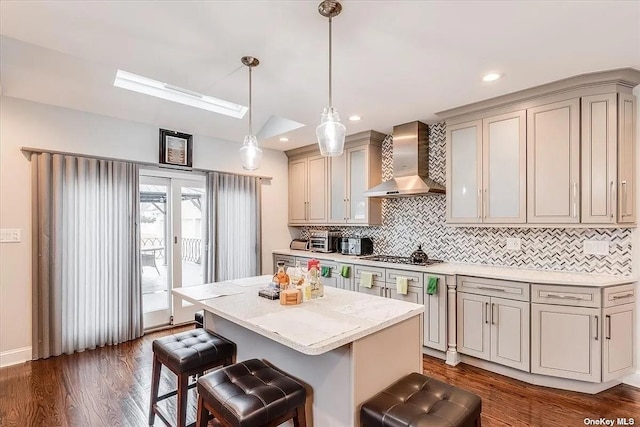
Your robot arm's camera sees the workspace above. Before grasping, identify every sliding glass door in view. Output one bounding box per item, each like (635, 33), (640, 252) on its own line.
(140, 171), (205, 329)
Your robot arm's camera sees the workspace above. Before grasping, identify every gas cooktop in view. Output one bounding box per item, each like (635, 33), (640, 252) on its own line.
(359, 255), (443, 266)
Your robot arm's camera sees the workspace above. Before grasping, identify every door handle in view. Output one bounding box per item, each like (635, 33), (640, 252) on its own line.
(610, 180), (615, 219)
(174, 236), (178, 244)
(606, 315), (611, 340)
(477, 189), (482, 219)
(594, 315), (599, 341)
(485, 302), (489, 324)
(622, 180), (628, 216)
(491, 303), (496, 325)
(483, 188), (488, 219)
(572, 182), (578, 218)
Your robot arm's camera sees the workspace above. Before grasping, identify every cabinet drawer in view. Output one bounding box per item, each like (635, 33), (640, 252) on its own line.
(531, 284), (601, 308)
(457, 276), (529, 302)
(353, 265), (386, 287)
(274, 255), (296, 268)
(385, 268), (424, 287)
(603, 284), (636, 307)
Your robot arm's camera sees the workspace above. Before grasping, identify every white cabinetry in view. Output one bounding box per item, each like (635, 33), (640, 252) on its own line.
(423, 273), (447, 352)
(288, 155), (327, 225)
(527, 99), (581, 223)
(602, 303), (635, 382)
(456, 276), (530, 371)
(447, 111), (526, 224)
(618, 93), (637, 223)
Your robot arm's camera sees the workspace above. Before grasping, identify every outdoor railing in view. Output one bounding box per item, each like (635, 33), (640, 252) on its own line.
(141, 237), (202, 264)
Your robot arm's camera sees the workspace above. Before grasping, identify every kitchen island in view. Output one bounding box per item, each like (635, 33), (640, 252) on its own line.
(172, 276), (424, 427)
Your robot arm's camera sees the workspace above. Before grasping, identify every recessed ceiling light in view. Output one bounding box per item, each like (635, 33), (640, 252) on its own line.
(349, 115), (362, 121)
(113, 70), (247, 118)
(482, 73), (501, 82)
(279, 137), (289, 142)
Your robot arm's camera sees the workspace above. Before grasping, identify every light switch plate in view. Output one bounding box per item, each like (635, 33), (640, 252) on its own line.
(584, 240), (609, 256)
(506, 237), (521, 251)
(0, 229), (21, 243)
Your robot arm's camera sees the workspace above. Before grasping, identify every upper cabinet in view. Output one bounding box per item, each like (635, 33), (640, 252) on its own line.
(286, 130), (385, 226)
(527, 99), (580, 223)
(447, 111), (526, 224)
(288, 155), (328, 225)
(438, 68), (640, 227)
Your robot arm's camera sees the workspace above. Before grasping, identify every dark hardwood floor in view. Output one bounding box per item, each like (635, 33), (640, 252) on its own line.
(1, 326), (638, 426)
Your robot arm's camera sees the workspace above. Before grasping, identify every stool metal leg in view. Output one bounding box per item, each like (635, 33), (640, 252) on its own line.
(177, 373), (189, 427)
(149, 354), (162, 425)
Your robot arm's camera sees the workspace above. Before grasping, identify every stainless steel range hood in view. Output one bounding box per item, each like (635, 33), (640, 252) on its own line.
(365, 121), (445, 198)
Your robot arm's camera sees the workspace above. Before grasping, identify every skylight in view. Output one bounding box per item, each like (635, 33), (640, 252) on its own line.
(113, 70), (248, 118)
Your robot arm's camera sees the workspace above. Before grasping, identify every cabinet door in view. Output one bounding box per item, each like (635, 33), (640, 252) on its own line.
(527, 99), (580, 223)
(618, 93), (636, 223)
(347, 146), (368, 223)
(357, 283), (385, 297)
(457, 292), (491, 361)
(490, 297), (530, 371)
(531, 303), (601, 382)
(307, 155), (328, 223)
(483, 111), (526, 223)
(318, 259), (340, 289)
(581, 94), (617, 224)
(447, 121), (483, 223)
(602, 303), (636, 382)
(329, 154), (347, 223)
(423, 274), (447, 352)
(288, 158), (308, 224)
(338, 263), (354, 291)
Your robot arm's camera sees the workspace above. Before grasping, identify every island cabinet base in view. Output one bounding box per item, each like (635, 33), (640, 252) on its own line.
(204, 311), (422, 427)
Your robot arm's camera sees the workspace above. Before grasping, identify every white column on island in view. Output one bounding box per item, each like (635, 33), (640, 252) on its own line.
(445, 275), (461, 366)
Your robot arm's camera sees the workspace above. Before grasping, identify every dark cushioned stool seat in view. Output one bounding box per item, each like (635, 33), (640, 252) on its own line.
(152, 328), (236, 373)
(149, 329), (236, 427)
(360, 372), (482, 427)
(196, 358), (307, 427)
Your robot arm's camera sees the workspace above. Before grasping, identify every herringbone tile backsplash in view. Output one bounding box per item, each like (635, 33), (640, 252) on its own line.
(300, 123), (633, 275)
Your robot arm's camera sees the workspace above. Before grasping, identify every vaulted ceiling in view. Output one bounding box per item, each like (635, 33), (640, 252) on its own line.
(1, 1), (639, 150)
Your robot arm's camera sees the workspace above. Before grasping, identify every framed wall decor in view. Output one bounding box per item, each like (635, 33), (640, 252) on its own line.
(159, 129), (193, 168)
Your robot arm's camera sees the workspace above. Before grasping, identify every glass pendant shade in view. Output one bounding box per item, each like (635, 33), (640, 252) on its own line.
(239, 134), (262, 170)
(316, 107), (346, 156)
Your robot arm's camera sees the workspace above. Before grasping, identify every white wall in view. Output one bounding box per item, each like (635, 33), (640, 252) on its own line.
(0, 96), (293, 364)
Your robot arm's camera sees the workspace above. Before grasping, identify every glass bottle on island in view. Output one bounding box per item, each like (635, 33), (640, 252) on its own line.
(307, 259), (324, 299)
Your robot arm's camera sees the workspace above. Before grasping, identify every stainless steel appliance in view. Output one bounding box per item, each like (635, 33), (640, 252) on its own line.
(359, 255), (443, 266)
(364, 121), (446, 198)
(309, 229), (341, 253)
(340, 237), (374, 256)
(289, 239), (309, 251)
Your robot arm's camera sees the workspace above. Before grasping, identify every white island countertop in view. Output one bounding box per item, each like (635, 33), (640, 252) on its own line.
(273, 249), (636, 287)
(172, 276), (424, 356)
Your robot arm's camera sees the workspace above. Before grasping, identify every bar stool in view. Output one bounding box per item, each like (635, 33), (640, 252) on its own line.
(196, 359), (307, 427)
(149, 328), (236, 427)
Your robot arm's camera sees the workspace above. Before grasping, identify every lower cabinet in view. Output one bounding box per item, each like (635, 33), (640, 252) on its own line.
(531, 303), (601, 382)
(423, 274), (447, 352)
(273, 254), (295, 272)
(603, 303), (636, 382)
(458, 292), (530, 371)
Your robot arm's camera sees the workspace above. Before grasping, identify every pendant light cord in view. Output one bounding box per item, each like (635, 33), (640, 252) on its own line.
(328, 16), (332, 109)
(248, 65), (253, 136)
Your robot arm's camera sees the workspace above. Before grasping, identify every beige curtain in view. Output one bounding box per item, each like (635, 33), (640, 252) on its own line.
(31, 153), (142, 359)
(204, 172), (262, 282)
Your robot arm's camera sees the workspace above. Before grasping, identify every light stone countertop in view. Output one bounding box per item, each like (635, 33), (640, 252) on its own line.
(172, 277), (424, 356)
(273, 249), (636, 288)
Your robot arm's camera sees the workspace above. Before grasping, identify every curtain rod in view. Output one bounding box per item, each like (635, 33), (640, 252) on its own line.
(20, 146), (273, 181)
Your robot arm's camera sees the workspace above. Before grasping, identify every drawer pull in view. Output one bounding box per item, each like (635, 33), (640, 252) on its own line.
(539, 291), (590, 301)
(611, 293), (633, 300)
(391, 276), (416, 282)
(477, 286), (507, 292)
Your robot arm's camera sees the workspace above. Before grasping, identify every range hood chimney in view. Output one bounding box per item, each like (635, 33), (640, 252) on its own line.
(364, 121), (445, 198)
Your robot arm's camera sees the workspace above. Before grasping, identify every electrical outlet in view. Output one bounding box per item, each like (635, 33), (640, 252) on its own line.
(583, 240), (609, 256)
(0, 229), (21, 243)
(506, 237), (521, 251)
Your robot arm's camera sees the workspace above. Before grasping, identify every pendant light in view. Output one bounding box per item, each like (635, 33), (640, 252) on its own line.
(316, 0), (346, 157)
(239, 56), (262, 170)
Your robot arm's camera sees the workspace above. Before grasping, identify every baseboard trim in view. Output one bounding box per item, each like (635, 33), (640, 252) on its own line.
(0, 346), (32, 368)
(623, 371), (640, 389)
